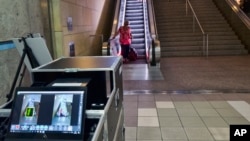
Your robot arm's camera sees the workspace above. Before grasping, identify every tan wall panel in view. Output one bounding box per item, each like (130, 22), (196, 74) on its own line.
(52, 0), (62, 32)
(76, 0), (86, 7)
(51, 0), (107, 58)
(83, 8), (93, 26)
(63, 35), (73, 56)
(63, 0), (77, 4)
(54, 31), (63, 58)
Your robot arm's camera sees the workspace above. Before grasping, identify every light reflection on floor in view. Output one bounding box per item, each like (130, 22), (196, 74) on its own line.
(122, 64), (164, 80)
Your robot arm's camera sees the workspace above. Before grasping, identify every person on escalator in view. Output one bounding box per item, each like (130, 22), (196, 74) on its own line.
(112, 20), (133, 63)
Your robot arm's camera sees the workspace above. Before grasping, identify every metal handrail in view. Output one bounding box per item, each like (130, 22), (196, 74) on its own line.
(186, 0), (204, 34)
(186, 0), (209, 57)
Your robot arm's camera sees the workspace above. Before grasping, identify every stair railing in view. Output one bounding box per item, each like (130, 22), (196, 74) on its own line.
(186, 0), (209, 57)
(147, 0), (161, 66)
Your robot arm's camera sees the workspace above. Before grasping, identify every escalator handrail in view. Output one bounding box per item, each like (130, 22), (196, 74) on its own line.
(111, 0), (121, 37)
(111, 0), (127, 38)
(103, 0), (123, 56)
(103, 0), (126, 56)
(142, 0), (149, 63)
(226, 0), (250, 29)
(147, 0), (161, 66)
(147, 0), (158, 40)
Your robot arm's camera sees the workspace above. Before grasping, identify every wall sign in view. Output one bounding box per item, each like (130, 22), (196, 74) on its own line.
(67, 17), (73, 31)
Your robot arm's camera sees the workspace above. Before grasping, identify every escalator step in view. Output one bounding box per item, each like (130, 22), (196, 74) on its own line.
(131, 29), (144, 34)
(126, 17), (144, 21)
(130, 20), (144, 24)
(126, 6), (143, 10)
(126, 13), (143, 17)
(132, 38), (145, 44)
(130, 25), (144, 29)
(133, 33), (145, 38)
(126, 9), (143, 13)
(131, 43), (145, 49)
(125, 0), (146, 59)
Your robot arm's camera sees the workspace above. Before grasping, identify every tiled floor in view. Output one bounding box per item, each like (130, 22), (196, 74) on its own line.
(122, 56), (250, 141)
(123, 94), (250, 141)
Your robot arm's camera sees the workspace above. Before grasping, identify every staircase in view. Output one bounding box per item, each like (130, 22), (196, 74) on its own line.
(154, 0), (248, 57)
(125, 0), (146, 60)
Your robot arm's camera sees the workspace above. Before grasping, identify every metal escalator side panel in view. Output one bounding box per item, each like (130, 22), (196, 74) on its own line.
(147, 0), (161, 67)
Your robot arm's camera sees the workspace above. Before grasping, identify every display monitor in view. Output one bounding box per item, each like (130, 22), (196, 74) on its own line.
(5, 87), (87, 141)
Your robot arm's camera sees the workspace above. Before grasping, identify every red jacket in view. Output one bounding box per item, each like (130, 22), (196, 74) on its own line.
(119, 26), (132, 45)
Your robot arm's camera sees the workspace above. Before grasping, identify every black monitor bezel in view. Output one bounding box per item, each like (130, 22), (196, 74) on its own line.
(6, 86), (87, 140)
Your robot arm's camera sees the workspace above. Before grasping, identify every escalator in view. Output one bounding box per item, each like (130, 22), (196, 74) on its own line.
(103, 0), (161, 67)
(125, 0), (146, 61)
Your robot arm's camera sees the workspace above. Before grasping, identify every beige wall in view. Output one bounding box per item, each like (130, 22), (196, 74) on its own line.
(0, 0), (44, 41)
(0, 0), (44, 105)
(0, 0), (115, 106)
(51, 0), (114, 58)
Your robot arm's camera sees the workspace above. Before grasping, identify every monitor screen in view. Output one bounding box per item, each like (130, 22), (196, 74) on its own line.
(6, 87), (87, 141)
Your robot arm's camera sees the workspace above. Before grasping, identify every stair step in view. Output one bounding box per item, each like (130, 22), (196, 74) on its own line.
(160, 35), (235, 41)
(161, 40), (242, 46)
(161, 44), (245, 51)
(158, 24), (232, 29)
(158, 26), (234, 33)
(158, 20), (229, 26)
(154, 0), (247, 57)
(158, 31), (237, 36)
(158, 23), (231, 30)
(161, 50), (248, 57)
